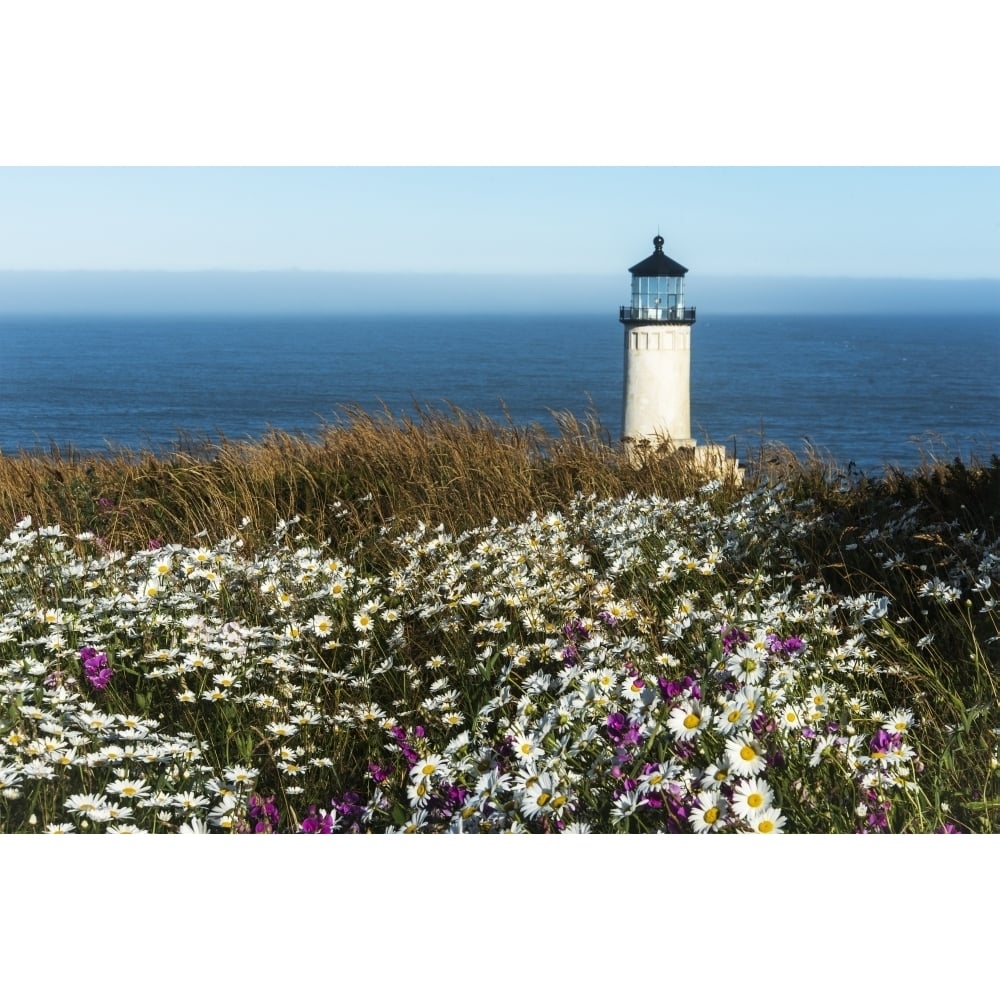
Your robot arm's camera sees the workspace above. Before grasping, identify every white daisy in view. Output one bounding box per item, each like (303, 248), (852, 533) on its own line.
(731, 777), (775, 819)
(667, 701), (712, 742)
(725, 734), (768, 777)
(689, 790), (728, 833)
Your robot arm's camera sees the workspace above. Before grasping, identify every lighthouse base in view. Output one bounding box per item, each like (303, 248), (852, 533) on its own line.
(621, 437), (744, 483)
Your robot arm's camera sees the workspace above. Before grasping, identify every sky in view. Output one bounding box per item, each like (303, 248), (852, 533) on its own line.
(0, 166), (997, 279)
(0, 166), (996, 313)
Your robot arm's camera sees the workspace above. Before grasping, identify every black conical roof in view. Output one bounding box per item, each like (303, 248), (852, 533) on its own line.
(628, 235), (688, 277)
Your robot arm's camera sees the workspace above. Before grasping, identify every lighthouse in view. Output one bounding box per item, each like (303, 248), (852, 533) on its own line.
(620, 235), (697, 449)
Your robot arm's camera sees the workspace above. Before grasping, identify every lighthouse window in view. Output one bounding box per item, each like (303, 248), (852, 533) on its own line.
(630, 274), (685, 318)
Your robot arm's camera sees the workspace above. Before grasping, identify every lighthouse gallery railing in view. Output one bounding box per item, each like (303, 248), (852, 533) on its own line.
(620, 306), (697, 323)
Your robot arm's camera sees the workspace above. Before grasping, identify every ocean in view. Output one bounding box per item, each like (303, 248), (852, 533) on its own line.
(1, 312), (997, 473)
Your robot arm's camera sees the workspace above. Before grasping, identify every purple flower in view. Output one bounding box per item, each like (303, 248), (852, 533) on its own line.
(247, 793), (281, 834)
(80, 646), (113, 691)
(658, 675), (700, 701)
(606, 712), (627, 734)
(367, 761), (395, 783)
(722, 627), (749, 655)
(869, 729), (902, 755)
(301, 806), (336, 834)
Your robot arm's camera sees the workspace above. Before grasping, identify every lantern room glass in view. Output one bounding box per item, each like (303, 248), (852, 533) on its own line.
(630, 275), (685, 319)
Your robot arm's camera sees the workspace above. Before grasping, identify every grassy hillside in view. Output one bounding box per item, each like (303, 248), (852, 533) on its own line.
(0, 411), (997, 833)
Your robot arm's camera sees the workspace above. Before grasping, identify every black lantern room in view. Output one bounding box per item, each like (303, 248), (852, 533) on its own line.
(619, 235), (696, 324)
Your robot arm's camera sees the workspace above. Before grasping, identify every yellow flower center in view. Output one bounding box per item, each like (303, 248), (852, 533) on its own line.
(740, 745), (757, 762)
(728, 709), (741, 723)
(683, 713), (700, 730)
(421, 763), (436, 775)
(536, 792), (551, 808)
(747, 792), (763, 809)
(704, 806), (719, 825)
(758, 818), (775, 833)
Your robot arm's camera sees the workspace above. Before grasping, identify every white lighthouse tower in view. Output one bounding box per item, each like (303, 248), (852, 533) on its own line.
(620, 234), (697, 449)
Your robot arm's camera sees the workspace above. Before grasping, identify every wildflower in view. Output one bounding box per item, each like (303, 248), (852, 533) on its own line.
(174, 791), (210, 811)
(247, 793), (281, 834)
(882, 710), (916, 735)
(65, 793), (110, 816)
(700, 760), (730, 790)
(310, 614), (334, 637)
(774, 701), (803, 730)
(610, 788), (646, 824)
(869, 729), (903, 759)
(689, 790), (728, 833)
(409, 754), (448, 783)
(352, 611), (375, 632)
(731, 777), (775, 819)
(714, 701), (750, 736)
(509, 730), (543, 763)
(224, 765), (259, 785)
(179, 817), (212, 834)
(749, 807), (786, 833)
(725, 735), (768, 778)
(667, 701), (712, 742)
(106, 777), (152, 801)
(520, 772), (570, 820)
(726, 649), (766, 685)
(79, 646), (113, 691)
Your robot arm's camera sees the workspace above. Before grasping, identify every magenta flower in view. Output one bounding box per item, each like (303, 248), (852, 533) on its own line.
(79, 646), (113, 691)
(247, 793), (281, 834)
(722, 626), (749, 655)
(367, 761), (395, 783)
(869, 729), (902, 755)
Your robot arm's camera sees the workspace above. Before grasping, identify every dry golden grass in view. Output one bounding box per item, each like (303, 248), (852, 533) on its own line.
(0, 406), (745, 560)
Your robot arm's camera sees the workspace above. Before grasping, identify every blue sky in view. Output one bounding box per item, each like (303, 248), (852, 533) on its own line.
(1, 167), (997, 280)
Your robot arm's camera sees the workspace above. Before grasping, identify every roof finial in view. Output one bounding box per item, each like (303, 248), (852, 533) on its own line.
(653, 234), (664, 253)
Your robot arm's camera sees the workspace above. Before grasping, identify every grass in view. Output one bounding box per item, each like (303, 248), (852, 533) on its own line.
(0, 408), (996, 833)
(1, 406), (744, 562)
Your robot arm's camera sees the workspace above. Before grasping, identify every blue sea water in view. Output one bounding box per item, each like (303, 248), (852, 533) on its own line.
(1, 312), (997, 473)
